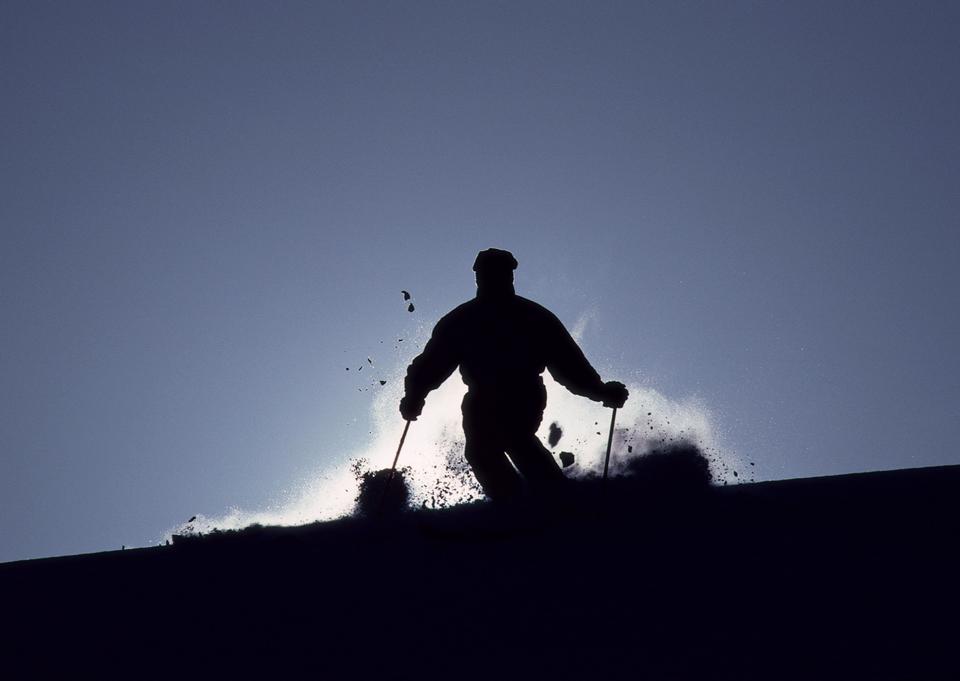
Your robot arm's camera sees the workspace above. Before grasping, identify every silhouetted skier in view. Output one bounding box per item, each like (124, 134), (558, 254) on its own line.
(400, 248), (628, 499)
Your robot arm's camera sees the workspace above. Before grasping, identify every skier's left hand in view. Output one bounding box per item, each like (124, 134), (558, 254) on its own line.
(601, 381), (629, 409)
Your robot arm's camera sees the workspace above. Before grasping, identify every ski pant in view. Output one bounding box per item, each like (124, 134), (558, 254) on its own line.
(460, 386), (565, 500)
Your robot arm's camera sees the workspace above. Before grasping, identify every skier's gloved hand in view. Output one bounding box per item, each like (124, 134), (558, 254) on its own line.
(601, 381), (629, 409)
(399, 395), (425, 421)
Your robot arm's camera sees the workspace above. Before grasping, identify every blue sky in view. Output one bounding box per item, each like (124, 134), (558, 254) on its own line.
(2, 1), (959, 562)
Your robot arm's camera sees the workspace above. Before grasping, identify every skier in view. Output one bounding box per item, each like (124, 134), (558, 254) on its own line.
(400, 248), (628, 499)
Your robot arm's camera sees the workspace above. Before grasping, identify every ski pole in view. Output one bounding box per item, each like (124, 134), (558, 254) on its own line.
(602, 407), (618, 480)
(378, 419), (411, 514)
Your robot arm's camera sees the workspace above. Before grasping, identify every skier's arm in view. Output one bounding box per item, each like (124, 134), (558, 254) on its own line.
(400, 315), (459, 419)
(545, 313), (629, 408)
(544, 314), (606, 400)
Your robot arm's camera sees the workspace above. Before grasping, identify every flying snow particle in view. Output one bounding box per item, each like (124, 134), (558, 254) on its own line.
(548, 422), (563, 448)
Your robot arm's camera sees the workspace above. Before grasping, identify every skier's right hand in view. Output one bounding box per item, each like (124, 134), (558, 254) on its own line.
(399, 395), (424, 421)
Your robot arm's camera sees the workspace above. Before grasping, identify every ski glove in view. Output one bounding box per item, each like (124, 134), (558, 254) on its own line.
(601, 381), (629, 409)
(399, 395), (425, 421)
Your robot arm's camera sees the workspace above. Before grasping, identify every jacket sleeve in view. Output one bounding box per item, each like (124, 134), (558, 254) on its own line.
(544, 312), (606, 401)
(403, 314), (460, 404)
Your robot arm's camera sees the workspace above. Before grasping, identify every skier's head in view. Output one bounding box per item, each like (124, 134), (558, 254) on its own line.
(473, 248), (517, 298)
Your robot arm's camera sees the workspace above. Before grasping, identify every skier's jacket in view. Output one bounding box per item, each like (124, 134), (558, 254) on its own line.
(403, 293), (607, 419)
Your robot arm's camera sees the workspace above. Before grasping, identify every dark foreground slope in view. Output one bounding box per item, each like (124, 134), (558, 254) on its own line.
(3, 463), (959, 680)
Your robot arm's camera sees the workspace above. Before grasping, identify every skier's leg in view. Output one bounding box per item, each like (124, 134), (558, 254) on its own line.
(462, 393), (523, 500)
(505, 433), (565, 487)
(464, 433), (523, 500)
(503, 388), (564, 488)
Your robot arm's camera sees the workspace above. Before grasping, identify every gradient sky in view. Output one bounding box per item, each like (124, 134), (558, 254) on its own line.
(2, 1), (959, 563)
